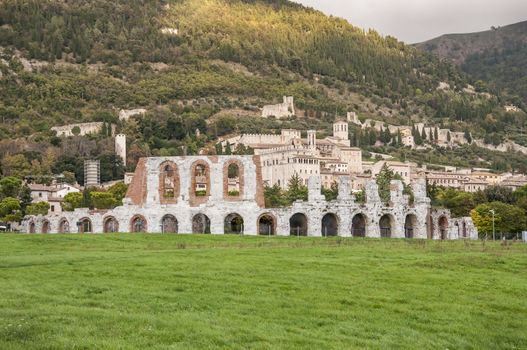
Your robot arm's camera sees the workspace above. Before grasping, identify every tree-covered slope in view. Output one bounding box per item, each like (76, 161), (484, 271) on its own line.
(416, 21), (527, 104)
(0, 0), (526, 180)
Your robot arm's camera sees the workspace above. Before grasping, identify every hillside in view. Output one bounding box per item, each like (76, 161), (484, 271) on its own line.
(0, 0), (527, 181)
(416, 21), (527, 104)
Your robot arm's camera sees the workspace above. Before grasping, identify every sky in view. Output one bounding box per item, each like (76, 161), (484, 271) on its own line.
(293, 0), (527, 43)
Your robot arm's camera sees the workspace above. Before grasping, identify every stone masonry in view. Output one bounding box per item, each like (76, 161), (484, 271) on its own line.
(23, 156), (478, 239)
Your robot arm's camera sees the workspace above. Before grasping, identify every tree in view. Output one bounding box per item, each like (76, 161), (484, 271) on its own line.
(62, 171), (77, 185)
(471, 202), (527, 238)
(108, 182), (128, 203)
(0, 197), (22, 222)
(1, 154), (31, 177)
(437, 188), (477, 217)
(376, 164), (402, 203)
(0, 176), (23, 199)
(224, 142), (232, 155)
(264, 184), (287, 208)
(322, 181), (338, 201)
(71, 126), (81, 136)
(99, 154), (125, 183)
(91, 192), (119, 209)
(483, 186), (514, 204)
(286, 174), (308, 203)
(81, 188), (94, 209)
(26, 202), (50, 216)
(62, 192), (82, 211)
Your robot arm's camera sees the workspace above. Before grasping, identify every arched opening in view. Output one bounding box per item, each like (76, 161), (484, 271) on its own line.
(162, 215), (178, 234)
(289, 213), (308, 236)
(258, 214), (276, 235)
(159, 162), (179, 203)
(192, 214), (211, 234)
(59, 219), (70, 234)
(41, 220), (50, 234)
(321, 213), (338, 237)
(379, 214), (394, 238)
(130, 215), (147, 233)
(405, 214), (418, 239)
(194, 164), (209, 196)
(227, 163), (241, 196)
(351, 214), (367, 237)
(462, 222), (467, 238)
(439, 216), (449, 240)
(224, 213), (244, 234)
(29, 222), (36, 234)
(78, 218), (92, 233)
(103, 217), (119, 233)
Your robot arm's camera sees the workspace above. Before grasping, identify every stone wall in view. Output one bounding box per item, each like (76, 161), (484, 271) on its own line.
(51, 122), (116, 137)
(22, 156), (477, 239)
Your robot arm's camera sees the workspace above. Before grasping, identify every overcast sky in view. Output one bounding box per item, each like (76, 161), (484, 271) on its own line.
(293, 0), (527, 43)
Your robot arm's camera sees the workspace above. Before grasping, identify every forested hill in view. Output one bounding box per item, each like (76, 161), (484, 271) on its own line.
(416, 21), (527, 104)
(0, 0), (526, 181)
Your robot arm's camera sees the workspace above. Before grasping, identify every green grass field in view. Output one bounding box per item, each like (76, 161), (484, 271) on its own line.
(0, 234), (526, 349)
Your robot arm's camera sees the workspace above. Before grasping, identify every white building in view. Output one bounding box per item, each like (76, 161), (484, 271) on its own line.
(29, 183), (81, 215)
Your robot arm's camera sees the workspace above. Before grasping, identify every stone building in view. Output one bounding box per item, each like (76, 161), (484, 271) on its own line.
(262, 96), (295, 119)
(225, 121), (362, 189)
(22, 156), (477, 240)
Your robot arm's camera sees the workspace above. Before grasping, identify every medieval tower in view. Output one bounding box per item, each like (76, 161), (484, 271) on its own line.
(115, 134), (127, 166)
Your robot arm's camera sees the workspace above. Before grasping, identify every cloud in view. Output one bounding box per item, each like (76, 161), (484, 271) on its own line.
(293, 0), (527, 43)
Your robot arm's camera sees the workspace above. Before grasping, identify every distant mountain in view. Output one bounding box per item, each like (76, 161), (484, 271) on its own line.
(416, 21), (527, 104)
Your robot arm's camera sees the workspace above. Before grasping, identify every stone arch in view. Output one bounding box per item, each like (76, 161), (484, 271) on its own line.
(351, 213), (367, 237)
(29, 221), (36, 234)
(321, 213), (339, 237)
(162, 215), (178, 234)
(224, 213), (244, 234)
(462, 221), (467, 238)
(439, 216), (449, 240)
(258, 213), (276, 236)
(159, 161), (180, 204)
(41, 220), (50, 234)
(190, 160), (211, 206)
(103, 216), (120, 233)
(223, 159), (244, 200)
(289, 213), (308, 236)
(130, 215), (147, 233)
(58, 218), (70, 234)
(379, 214), (394, 238)
(78, 218), (92, 233)
(405, 214), (418, 239)
(192, 214), (211, 234)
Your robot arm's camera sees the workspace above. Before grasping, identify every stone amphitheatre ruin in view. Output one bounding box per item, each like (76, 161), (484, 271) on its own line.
(23, 156), (477, 239)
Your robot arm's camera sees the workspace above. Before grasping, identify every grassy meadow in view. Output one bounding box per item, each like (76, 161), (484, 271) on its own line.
(0, 234), (526, 349)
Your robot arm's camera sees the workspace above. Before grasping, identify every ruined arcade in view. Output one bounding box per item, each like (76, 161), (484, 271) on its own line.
(23, 156), (477, 239)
